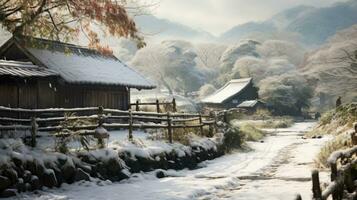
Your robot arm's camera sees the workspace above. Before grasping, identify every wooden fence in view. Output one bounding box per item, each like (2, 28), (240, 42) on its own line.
(130, 98), (177, 113)
(0, 105), (217, 146)
(295, 135), (357, 200)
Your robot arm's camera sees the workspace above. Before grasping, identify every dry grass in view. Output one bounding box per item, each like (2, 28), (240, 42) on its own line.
(239, 123), (268, 141)
(311, 103), (356, 168)
(315, 133), (352, 168)
(255, 118), (294, 129)
(307, 103), (357, 137)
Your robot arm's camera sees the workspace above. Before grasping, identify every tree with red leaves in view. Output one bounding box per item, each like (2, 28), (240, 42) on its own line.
(0, 0), (144, 54)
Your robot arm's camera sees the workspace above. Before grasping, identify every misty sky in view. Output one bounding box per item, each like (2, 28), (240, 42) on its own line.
(152, 0), (348, 35)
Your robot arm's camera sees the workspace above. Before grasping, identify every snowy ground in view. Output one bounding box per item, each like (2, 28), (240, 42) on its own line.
(11, 122), (330, 200)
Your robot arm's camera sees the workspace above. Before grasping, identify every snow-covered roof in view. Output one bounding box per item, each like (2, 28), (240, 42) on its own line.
(2, 37), (155, 89)
(237, 100), (262, 108)
(201, 78), (252, 104)
(0, 59), (58, 77)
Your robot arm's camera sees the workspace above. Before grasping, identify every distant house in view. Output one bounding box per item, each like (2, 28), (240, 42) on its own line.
(201, 78), (258, 109)
(237, 100), (266, 114)
(0, 36), (155, 110)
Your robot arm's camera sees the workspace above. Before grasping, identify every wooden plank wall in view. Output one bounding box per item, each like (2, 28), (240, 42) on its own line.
(0, 79), (130, 111)
(57, 84), (129, 110)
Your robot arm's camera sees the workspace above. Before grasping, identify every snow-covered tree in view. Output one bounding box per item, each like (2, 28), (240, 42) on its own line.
(301, 25), (357, 109)
(259, 74), (313, 115)
(256, 40), (305, 66)
(130, 40), (204, 95)
(198, 84), (216, 99)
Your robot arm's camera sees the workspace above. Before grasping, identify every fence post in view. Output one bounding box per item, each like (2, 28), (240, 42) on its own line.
(98, 106), (104, 125)
(223, 110), (228, 124)
(199, 114), (203, 136)
(344, 165), (355, 193)
(208, 111), (214, 137)
(172, 98), (177, 113)
(294, 194), (302, 200)
(135, 100), (140, 111)
(128, 109), (133, 140)
(330, 162), (343, 200)
(156, 99), (160, 113)
(312, 170), (322, 200)
(167, 112), (173, 143)
(30, 117), (37, 147)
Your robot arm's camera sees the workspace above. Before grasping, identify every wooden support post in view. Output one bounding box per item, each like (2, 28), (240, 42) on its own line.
(30, 117), (37, 147)
(135, 100), (140, 111)
(312, 170), (322, 200)
(156, 99), (160, 113)
(128, 109), (133, 141)
(167, 112), (173, 143)
(199, 114), (203, 136)
(172, 98), (177, 113)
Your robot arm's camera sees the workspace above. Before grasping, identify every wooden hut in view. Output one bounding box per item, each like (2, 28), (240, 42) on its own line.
(237, 100), (266, 114)
(0, 36), (155, 110)
(201, 78), (258, 109)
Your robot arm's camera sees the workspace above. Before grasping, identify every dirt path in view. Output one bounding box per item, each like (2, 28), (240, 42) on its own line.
(196, 122), (329, 200)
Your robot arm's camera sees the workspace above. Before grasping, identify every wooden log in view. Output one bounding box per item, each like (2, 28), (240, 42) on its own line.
(172, 117), (200, 123)
(0, 106), (99, 113)
(103, 123), (168, 129)
(0, 117), (31, 123)
(321, 181), (339, 200)
(171, 113), (200, 118)
(172, 124), (203, 128)
(312, 170), (322, 200)
(0, 125), (31, 130)
(167, 112), (172, 143)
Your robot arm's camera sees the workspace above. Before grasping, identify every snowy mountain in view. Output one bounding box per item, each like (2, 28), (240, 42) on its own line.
(220, 0), (357, 46)
(134, 15), (215, 43)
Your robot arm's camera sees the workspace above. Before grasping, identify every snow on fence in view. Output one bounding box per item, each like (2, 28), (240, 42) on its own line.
(130, 98), (177, 113)
(296, 141), (357, 200)
(0, 105), (217, 146)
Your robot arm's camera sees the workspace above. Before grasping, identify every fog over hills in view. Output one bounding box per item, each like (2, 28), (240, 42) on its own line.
(219, 0), (357, 46)
(134, 15), (215, 43)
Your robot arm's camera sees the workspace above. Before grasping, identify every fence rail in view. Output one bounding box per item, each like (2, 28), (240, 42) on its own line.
(296, 132), (357, 200)
(130, 98), (177, 113)
(0, 105), (217, 146)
